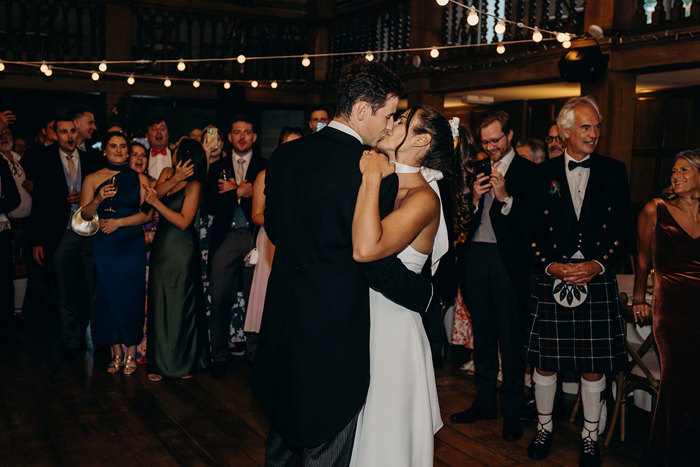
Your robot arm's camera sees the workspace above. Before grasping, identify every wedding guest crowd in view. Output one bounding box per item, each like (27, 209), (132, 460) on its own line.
(1, 80), (694, 467)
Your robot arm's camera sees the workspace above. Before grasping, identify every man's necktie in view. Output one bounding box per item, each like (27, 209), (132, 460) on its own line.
(568, 158), (591, 171)
(66, 155), (78, 181)
(235, 158), (247, 184)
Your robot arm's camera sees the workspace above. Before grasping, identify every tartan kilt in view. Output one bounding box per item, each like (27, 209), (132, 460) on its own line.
(525, 272), (627, 373)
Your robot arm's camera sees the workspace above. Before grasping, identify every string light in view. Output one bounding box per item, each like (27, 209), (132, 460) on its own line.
(177, 59), (186, 71)
(98, 60), (107, 72)
(164, 78), (172, 87)
(40, 61), (48, 73)
(365, 51), (374, 62)
(494, 20), (506, 35)
(430, 46), (440, 58)
(251, 80), (259, 88)
(91, 71), (99, 81)
(271, 81), (278, 89)
(562, 40), (572, 49)
(0, 60), (4, 72)
(237, 54), (246, 64)
(532, 27), (543, 43)
(496, 43), (506, 54)
(44, 66), (53, 77)
(436, 0), (449, 6)
(193, 79), (201, 88)
(127, 74), (135, 85)
(557, 32), (570, 43)
(467, 7), (480, 26)
(223, 81), (231, 89)
(301, 54), (311, 67)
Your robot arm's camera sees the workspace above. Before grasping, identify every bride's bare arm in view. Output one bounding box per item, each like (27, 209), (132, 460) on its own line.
(352, 151), (438, 263)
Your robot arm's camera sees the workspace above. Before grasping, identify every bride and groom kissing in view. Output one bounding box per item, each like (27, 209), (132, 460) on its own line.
(252, 59), (474, 467)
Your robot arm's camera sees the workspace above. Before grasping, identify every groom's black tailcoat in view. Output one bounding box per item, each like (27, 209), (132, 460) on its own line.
(252, 126), (433, 448)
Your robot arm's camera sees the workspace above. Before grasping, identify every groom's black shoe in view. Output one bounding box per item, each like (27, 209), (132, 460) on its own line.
(450, 404), (497, 424)
(502, 418), (523, 441)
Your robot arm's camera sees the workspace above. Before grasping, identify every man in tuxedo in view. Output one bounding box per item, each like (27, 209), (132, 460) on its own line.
(450, 111), (535, 442)
(207, 116), (266, 375)
(524, 96), (630, 467)
(31, 116), (102, 357)
(252, 60), (433, 466)
(145, 117), (171, 180)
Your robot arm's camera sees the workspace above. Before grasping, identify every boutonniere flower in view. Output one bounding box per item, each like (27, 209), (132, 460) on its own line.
(549, 180), (561, 197)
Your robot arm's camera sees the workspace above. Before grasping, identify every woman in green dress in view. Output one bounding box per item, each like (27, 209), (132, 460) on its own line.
(144, 138), (209, 381)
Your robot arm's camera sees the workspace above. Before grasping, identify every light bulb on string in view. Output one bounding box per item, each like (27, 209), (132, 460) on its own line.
(98, 61), (107, 72)
(430, 46), (440, 58)
(91, 71), (99, 81)
(301, 54), (311, 67)
(271, 81), (278, 89)
(164, 78), (172, 87)
(40, 61), (48, 73)
(44, 66), (53, 77)
(467, 7), (479, 26)
(436, 0), (449, 6)
(237, 54), (246, 64)
(223, 81), (231, 89)
(127, 74), (135, 85)
(177, 59), (186, 71)
(557, 32), (570, 43)
(494, 20), (506, 35)
(0, 60), (5, 72)
(365, 51), (374, 62)
(251, 80), (259, 88)
(496, 43), (506, 54)
(193, 79), (201, 88)
(532, 27), (543, 43)
(562, 40), (571, 49)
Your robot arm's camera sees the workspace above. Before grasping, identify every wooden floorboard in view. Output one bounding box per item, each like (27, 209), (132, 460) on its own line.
(0, 329), (647, 466)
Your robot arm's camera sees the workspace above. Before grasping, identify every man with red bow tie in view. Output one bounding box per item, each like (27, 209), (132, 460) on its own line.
(146, 117), (171, 179)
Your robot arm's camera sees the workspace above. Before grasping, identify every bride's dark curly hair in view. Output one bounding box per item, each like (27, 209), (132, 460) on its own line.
(394, 106), (476, 234)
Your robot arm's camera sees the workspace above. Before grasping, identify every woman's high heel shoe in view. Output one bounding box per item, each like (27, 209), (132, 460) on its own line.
(123, 355), (138, 376)
(107, 355), (123, 374)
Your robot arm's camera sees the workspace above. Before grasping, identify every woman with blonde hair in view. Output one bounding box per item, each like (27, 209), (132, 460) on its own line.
(634, 149), (700, 465)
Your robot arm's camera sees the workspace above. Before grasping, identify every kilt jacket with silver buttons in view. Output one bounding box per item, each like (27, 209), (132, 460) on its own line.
(528, 153), (632, 274)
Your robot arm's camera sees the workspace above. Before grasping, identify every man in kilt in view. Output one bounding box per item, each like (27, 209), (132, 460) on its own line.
(525, 96), (631, 467)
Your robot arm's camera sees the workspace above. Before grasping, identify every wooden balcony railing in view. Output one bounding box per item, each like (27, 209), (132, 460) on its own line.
(0, 0), (104, 62)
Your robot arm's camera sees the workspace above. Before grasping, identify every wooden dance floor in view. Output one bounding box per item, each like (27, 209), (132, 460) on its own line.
(1, 332), (648, 466)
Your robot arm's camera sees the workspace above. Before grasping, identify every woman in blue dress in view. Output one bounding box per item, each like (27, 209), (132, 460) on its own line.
(79, 132), (151, 375)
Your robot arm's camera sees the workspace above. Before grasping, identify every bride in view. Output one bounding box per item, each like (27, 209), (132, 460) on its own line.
(350, 105), (475, 466)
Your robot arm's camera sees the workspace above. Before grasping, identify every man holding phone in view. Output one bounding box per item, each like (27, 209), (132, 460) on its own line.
(451, 111), (535, 443)
(206, 116), (266, 376)
(308, 107), (329, 134)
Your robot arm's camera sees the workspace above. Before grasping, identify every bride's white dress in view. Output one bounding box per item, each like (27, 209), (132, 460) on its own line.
(350, 244), (443, 467)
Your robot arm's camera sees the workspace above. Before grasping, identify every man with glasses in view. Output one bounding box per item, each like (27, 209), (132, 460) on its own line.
(451, 111), (535, 443)
(545, 121), (565, 159)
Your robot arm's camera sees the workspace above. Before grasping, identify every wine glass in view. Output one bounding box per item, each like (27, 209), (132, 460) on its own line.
(104, 175), (118, 213)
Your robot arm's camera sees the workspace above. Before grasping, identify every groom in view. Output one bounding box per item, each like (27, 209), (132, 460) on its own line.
(252, 60), (434, 466)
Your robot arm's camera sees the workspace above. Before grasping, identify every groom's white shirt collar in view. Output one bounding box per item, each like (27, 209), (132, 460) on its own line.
(329, 120), (363, 145)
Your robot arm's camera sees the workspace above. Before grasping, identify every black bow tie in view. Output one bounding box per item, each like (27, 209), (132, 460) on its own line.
(568, 158), (591, 171)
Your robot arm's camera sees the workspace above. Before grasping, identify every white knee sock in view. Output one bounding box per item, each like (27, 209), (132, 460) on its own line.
(580, 376), (606, 442)
(533, 371), (557, 433)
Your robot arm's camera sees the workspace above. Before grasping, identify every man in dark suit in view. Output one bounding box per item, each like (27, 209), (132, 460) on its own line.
(252, 60), (433, 466)
(31, 116), (102, 357)
(524, 96), (631, 467)
(450, 111), (535, 442)
(207, 116), (266, 375)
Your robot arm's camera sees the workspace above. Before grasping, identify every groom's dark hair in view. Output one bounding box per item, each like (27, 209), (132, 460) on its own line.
(335, 59), (404, 119)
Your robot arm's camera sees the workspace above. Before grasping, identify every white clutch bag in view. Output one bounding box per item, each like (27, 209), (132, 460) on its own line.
(243, 247), (258, 267)
(70, 207), (99, 237)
